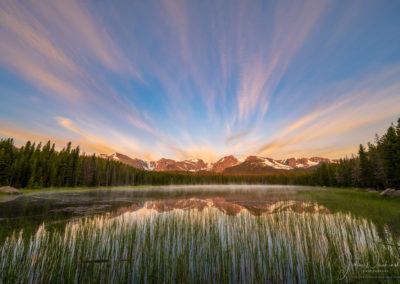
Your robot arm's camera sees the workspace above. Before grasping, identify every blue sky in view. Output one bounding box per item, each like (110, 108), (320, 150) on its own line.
(0, 0), (400, 162)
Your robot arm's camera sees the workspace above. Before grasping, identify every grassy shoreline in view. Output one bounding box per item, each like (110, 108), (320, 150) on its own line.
(14, 184), (394, 195)
(18, 184), (344, 194)
(2, 185), (398, 203)
(9, 186), (400, 234)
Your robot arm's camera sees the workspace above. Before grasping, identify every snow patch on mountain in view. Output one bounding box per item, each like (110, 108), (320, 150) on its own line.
(263, 158), (293, 170)
(99, 153), (333, 173)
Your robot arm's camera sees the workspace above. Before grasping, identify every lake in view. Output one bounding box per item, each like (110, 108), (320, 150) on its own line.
(0, 185), (399, 283)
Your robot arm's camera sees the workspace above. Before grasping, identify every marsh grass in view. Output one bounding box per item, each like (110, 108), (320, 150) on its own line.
(299, 188), (400, 236)
(1, 203), (399, 283)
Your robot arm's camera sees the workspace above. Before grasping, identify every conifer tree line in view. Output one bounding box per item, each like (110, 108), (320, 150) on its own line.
(308, 118), (400, 189)
(0, 140), (136, 188)
(0, 118), (399, 189)
(0, 137), (318, 188)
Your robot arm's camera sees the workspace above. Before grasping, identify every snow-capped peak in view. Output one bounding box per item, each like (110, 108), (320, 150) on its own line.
(98, 153), (332, 173)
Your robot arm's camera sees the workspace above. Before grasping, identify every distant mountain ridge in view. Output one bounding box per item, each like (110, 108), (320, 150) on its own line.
(99, 153), (336, 174)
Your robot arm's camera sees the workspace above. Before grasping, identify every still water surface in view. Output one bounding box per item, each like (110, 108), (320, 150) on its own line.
(0, 185), (399, 283)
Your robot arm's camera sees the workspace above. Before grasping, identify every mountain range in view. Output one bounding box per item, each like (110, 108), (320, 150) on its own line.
(99, 153), (336, 174)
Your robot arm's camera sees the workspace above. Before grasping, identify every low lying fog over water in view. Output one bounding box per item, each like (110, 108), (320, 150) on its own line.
(1, 185), (399, 283)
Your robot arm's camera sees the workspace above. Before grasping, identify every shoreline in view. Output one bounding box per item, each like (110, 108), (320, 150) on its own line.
(18, 184), (340, 195)
(0, 185), (397, 200)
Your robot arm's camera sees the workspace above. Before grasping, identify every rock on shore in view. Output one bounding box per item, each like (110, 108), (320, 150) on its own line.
(379, 188), (400, 198)
(0, 186), (22, 195)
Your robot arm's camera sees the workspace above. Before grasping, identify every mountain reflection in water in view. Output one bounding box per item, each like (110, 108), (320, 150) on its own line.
(113, 198), (330, 217)
(1, 186), (400, 283)
(0, 186), (329, 240)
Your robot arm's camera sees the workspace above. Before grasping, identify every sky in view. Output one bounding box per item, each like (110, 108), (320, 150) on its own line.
(0, 0), (400, 162)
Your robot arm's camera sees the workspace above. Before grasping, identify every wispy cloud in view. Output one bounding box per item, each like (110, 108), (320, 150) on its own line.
(0, 120), (116, 154)
(1, 0), (399, 161)
(225, 130), (252, 145)
(0, 0), (140, 103)
(166, 144), (218, 163)
(28, 0), (140, 77)
(253, 67), (400, 158)
(236, 0), (327, 122)
(55, 116), (138, 154)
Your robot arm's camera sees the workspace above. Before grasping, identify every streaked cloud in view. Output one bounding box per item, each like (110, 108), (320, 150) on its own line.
(0, 0), (139, 103)
(225, 130), (252, 145)
(254, 67), (400, 158)
(0, 121), (115, 154)
(167, 144), (218, 163)
(236, 0), (327, 122)
(1, 0), (400, 161)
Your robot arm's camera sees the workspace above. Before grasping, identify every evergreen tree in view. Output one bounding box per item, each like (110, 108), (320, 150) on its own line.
(393, 118), (400, 188)
(0, 148), (10, 185)
(358, 144), (371, 187)
(0, 117), (399, 189)
(380, 125), (397, 187)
